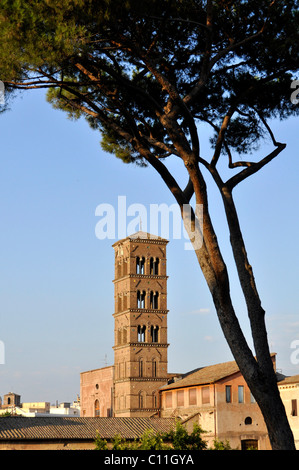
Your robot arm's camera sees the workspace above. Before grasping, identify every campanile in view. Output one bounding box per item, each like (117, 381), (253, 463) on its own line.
(112, 231), (169, 417)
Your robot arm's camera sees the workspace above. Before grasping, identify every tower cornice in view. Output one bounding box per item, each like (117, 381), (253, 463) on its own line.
(113, 342), (170, 350)
(112, 231), (169, 247)
(113, 308), (169, 318)
(113, 274), (168, 283)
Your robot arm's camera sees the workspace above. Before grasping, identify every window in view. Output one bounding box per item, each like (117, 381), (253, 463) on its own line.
(177, 390), (184, 407)
(123, 328), (127, 344)
(152, 359), (157, 377)
(139, 391), (145, 409)
(117, 329), (122, 345)
(245, 416), (252, 425)
(138, 325), (146, 342)
(117, 263), (122, 278)
(226, 385), (232, 403)
(150, 257), (159, 275)
(95, 399), (100, 417)
(250, 392), (256, 403)
(139, 359), (144, 377)
(150, 291), (159, 309)
(189, 388), (197, 406)
(151, 325), (159, 342)
(118, 295), (122, 312)
(136, 256), (145, 274)
(238, 385), (244, 403)
(137, 290), (146, 308)
(291, 399), (297, 416)
(241, 439), (258, 450)
(202, 386), (210, 404)
(165, 392), (172, 408)
(123, 261), (127, 276)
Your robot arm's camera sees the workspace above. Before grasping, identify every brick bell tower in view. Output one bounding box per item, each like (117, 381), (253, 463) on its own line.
(112, 231), (169, 417)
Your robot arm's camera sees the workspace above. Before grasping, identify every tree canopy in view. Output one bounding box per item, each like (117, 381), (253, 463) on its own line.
(1, 0), (298, 175)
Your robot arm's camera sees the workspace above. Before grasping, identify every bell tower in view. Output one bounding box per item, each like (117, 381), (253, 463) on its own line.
(112, 231), (169, 417)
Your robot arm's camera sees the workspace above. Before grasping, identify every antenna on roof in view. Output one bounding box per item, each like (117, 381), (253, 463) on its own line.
(101, 354), (108, 367)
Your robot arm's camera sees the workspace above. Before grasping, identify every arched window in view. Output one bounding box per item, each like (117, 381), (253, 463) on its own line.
(152, 359), (157, 377)
(117, 328), (122, 345)
(118, 295), (122, 312)
(123, 328), (127, 344)
(117, 263), (122, 278)
(123, 294), (127, 310)
(139, 391), (145, 409)
(150, 291), (159, 309)
(136, 257), (145, 274)
(150, 257), (159, 275)
(245, 416), (252, 425)
(138, 325), (146, 342)
(151, 325), (159, 342)
(137, 290), (146, 308)
(139, 358), (144, 377)
(123, 260), (127, 275)
(95, 399), (100, 417)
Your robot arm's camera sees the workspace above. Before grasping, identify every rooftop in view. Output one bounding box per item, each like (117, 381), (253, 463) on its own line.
(161, 360), (240, 391)
(0, 417), (175, 441)
(112, 231), (168, 246)
(161, 354), (278, 391)
(278, 375), (299, 386)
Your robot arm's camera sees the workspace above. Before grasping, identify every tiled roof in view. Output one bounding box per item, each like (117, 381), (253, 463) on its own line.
(0, 417), (176, 441)
(161, 360), (242, 391)
(278, 375), (299, 386)
(161, 354), (278, 391)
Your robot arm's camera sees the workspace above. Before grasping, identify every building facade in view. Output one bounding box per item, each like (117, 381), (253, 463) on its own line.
(80, 366), (114, 417)
(278, 375), (299, 448)
(80, 231), (170, 418)
(112, 231), (170, 417)
(159, 358), (276, 450)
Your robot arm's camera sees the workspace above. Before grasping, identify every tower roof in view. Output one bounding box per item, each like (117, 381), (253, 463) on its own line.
(112, 231), (168, 246)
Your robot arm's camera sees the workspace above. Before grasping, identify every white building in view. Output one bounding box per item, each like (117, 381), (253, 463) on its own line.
(278, 375), (299, 449)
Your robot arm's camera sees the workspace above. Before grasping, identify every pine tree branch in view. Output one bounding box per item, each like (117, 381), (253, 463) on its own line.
(226, 143), (286, 191)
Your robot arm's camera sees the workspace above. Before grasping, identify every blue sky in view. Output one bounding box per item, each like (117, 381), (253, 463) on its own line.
(0, 87), (298, 404)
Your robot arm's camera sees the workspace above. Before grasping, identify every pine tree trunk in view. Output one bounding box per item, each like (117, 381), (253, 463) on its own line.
(184, 164), (296, 450)
(218, 186), (296, 450)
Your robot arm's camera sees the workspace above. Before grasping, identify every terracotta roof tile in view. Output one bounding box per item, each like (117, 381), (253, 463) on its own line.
(161, 360), (241, 391)
(278, 375), (299, 386)
(161, 354), (278, 391)
(0, 417), (175, 441)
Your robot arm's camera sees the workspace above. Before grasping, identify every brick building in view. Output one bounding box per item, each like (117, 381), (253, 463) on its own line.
(80, 231), (171, 417)
(159, 358), (276, 450)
